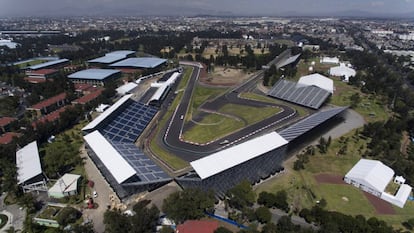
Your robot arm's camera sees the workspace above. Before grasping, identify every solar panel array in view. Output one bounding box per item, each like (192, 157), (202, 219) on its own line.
(268, 79), (331, 109)
(110, 142), (170, 182)
(278, 106), (347, 141)
(100, 101), (158, 143)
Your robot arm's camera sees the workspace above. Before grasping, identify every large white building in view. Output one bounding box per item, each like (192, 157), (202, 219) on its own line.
(344, 159), (412, 208)
(329, 63), (356, 82)
(298, 73), (334, 93)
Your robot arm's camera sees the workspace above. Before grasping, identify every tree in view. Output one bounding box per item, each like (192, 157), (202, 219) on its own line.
(56, 207), (81, 226)
(215, 226), (233, 233)
(350, 93), (361, 108)
(255, 207), (271, 224)
(274, 190), (289, 212)
(257, 192), (276, 208)
(227, 180), (256, 210)
(104, 210), (131, 233)
(162, 188), (215, 223)
(130, 200), (160, 233)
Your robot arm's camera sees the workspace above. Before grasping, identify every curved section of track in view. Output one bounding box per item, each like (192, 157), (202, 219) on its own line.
(160, 63), (297, 161)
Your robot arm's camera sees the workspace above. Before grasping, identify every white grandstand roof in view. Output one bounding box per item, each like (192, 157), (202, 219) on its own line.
(298, 73), (334, 93)
(16, 141), (42, 184)
(82, 94), (132, 131)
(48, 173), (81, 194)
(116, 82), (138, 95)
(84, 131), (136, 184)
(191, 132), (288, 180)
(345, 159), (394, 193)
(149, 83), (169, 103)
(329, 64), (356, 78)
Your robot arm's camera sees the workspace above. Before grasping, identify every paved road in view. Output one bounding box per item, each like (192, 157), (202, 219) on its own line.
(0, 193), (25, 232)
(159, 63), (297, 161)
(81, 145), (121, 233)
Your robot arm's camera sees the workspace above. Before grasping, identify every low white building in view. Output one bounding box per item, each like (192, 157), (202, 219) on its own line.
(48, 173), (81, 198)
(320, 56), (339, 64)
(329, 63), (356, 82)
(345, 159), (412, 208)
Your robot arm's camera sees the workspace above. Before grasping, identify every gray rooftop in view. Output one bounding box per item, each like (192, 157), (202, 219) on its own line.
(68, 69), (121, 80)
(29, 58), (69, 70)
(110, 57), (167, 68)
(88, 50), (136, 64)
(267, 79), (331, 109)
(278, 106), (348, 141)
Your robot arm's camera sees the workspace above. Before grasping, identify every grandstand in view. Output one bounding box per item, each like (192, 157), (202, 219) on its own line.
(278, 106), (348, 142)
(176, 132), (288, 197)
(267, 79), (331, 109)
(82, 95), (170, 199)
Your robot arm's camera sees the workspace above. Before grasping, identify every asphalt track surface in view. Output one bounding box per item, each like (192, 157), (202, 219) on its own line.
(158, 62), (298, 162)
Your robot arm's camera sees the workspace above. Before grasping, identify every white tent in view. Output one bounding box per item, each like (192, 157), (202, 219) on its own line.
(298, 73), (334, 93)
(329, 63), (356, 82)
(344, 159), (394, 196)
(320, 56), (339, 64)
(48, 173), (81, 198)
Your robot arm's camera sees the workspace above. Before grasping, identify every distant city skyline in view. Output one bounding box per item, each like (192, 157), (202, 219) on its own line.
(1, 0), (414, 18)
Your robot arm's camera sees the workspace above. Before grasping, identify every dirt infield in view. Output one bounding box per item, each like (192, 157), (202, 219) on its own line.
(199, 67), (250, 87)
(314, 173), (345, 184)
(363, 192), (396, 215)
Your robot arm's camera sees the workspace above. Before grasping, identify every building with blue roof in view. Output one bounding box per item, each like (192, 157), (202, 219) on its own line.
(109, 57), (167, 69)
(88, 50), (136, 66)
(68, 69), (121, 86)
(28, 58), (70, 70)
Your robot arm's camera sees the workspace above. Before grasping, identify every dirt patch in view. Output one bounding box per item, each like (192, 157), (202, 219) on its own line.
(314, 173), (345, 184)
(200, 67), (250, 87)
(363, 192), (396, 215)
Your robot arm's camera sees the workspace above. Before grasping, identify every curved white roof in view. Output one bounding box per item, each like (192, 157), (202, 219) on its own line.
(84, 131), (136, 184)
(345, 159), (394, 193)
(191, 132), (288, 180)
(329, 64), (356, 78)
(116, 82), (138, 95)
(298, 73), (334, 93)
(16, 141), (42, 184)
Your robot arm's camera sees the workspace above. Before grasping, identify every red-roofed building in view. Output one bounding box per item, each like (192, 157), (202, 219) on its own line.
(24, 77), (47, 84)
(72, 89), (103, 105)
(27, 93), (68, 117)
(32, 106), (68, 129)
(176, 220), (219, 233)
(0, 132), (21, 145)
(25, 69), (59, 82)
(74, 83), (100, 95)
(0, 117), (17, 133)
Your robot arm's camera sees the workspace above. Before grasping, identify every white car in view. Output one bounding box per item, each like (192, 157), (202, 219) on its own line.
(93, 191), (98, 198)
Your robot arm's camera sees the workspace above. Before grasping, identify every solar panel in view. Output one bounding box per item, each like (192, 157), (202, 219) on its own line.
(109, 142), (170, 183)
(268, 79), (331, 109)
(278, 107), (347, 141)
(99, 101), (158, 143)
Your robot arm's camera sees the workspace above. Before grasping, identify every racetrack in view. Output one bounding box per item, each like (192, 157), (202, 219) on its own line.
(156, 62), (299, 162)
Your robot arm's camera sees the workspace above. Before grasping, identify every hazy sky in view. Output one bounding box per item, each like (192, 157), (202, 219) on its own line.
(1, 0), (414, 17)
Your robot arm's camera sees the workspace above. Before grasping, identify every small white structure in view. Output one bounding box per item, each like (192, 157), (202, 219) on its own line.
(116, 82), (138, 95)
(345, 159), (412, 208)
(320, 56), (339, 64)
(308, 66), (313, 72)
(95, 104), (110, 113)
(329, 63), (356, 82)
(298, 73), (334, 93)
(394, 176), (406, 185)
(48, 173), (81, 198)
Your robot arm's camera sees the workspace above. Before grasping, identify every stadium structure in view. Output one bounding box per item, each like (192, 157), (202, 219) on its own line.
(345, 159), (413, 208)
(267, 73), (333, 109)
(68, 69), (121, 86)
(109, 57), (167, 69)
(177, 107), (348, 196)
(82, 94), (171, 199)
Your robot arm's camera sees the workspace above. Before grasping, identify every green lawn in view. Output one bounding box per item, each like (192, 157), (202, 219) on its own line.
(255, 129), (414, 228)
(182, 113), (244, 144)
(188, 85), (227, 119)
(219, 104), (281, 125)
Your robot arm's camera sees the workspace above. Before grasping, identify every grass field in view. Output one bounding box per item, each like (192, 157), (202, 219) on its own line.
(255, 128), (414, 228)
(189, 85), (227, 119)
(220, 104), (281, 125)
(182, 113), (244, 144)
